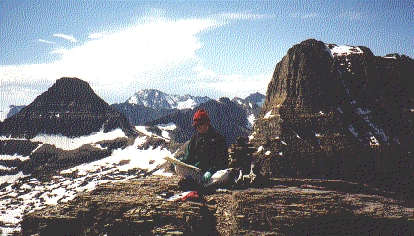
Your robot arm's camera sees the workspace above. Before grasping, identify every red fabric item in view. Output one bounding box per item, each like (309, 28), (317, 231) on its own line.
(180, 191), (201, 202)
(193, 109), (211, 126)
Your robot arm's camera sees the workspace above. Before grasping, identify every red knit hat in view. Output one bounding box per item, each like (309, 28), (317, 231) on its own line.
(193, 109), (211, 126)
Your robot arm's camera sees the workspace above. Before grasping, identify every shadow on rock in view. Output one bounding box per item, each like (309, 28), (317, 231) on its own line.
(281, 213), (414, 235)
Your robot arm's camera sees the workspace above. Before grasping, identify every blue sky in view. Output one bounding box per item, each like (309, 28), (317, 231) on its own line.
(1, 0), (413, 112)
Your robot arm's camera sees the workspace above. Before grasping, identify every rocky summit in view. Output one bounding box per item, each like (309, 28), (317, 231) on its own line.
(1, 77), (137, 138)
(252, 39), (413, 202)
(21, 175), (414, 235)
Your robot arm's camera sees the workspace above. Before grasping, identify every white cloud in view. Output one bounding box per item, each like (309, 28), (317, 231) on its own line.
(88, 33), (107, 39)
(53, 33), (78, 43)
(38, 39), (56, 44)
(50, 48), (69, 54)
(0, 17), (216, 110)
(0, 11), (271, 110)
(193, 65), (271, 98)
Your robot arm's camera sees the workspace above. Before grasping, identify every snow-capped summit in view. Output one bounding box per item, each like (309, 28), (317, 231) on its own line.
(127, 89), (210, 110)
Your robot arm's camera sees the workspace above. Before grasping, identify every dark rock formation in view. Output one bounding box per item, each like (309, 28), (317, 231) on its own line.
(252, 39), (413, 201)
(1, 77), (137, 138)
(232, 92), (265, 129)
(0, 140), (41, 156)
(146, 97), (251, 146)
(244, 92), (266, 106)
(21, 175), (414, 235)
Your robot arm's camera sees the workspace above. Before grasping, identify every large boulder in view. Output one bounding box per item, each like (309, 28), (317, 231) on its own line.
(252, 39), (413, 200)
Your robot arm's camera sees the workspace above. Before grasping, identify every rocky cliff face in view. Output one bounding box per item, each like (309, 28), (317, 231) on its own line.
(1, 77), (137, 138)
(252, 39), (413, 201)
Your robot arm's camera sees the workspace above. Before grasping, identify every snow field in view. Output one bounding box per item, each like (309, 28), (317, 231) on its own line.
(30, 128), (127, 150)
(0, 133), (174, 233)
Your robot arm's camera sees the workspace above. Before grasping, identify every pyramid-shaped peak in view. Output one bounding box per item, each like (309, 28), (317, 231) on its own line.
(48, 77), (95, 100)
(2, 77), (137, 138)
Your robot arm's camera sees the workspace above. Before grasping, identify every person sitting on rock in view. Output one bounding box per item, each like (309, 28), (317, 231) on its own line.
(176, 108), (229, 189)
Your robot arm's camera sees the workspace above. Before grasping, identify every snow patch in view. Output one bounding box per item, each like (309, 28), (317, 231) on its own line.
(356, 108), (371, 115)
(327, 44), (364, 57)
(177, 99), (196, 109)
(135, 126), (154, 137)
(30, 128), (127, 150)
(156, 123), (177, 131)
(348, 125), (358, 137)
(0, 171), (28, 185)
(128, 96), (138, 105)
(264, 110), (276, 119)
(370, 136), (380, 146)
(249, 132), (256, 141)
(247, 114), (255, 129)
(0, 154), (30, 162)
(0, 165), (14, 170)
(383, 56), (397, 59)
(161, 131), (170, 140)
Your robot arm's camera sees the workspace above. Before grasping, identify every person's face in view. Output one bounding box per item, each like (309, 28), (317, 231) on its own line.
(195, 123), (209, 133)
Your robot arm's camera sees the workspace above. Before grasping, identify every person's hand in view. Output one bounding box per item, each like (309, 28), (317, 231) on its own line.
(202, 171), (212, 182)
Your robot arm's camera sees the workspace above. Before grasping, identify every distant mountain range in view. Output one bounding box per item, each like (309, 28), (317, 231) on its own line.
(111, 89), (265, 129)
(127, 89), (211, 110)
(1, 82), (265, 150)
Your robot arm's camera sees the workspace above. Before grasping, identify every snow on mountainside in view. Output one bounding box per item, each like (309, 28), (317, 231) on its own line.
(128, 89), (210, 110)
(0, 130), (173, 235)
(326, 43), (397, 146)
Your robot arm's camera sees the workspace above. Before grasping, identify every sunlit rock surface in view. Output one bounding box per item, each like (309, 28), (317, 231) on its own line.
(21, 176), (414, 235)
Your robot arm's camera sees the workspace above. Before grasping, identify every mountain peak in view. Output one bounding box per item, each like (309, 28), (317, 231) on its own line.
(2, 77), (137, 138)
(127, 89), (210, 110)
